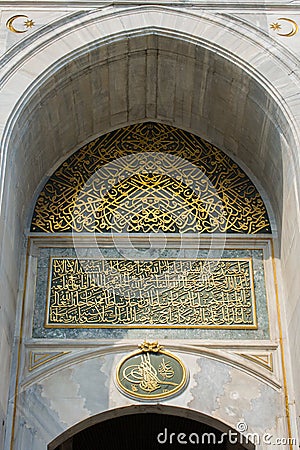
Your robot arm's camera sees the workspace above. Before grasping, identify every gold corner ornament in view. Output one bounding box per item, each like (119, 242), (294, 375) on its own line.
(29, 351), (69, 371)
(116, 343), (188, 400)
(6, 15), (35, 34)
(270, 18), (298, 37)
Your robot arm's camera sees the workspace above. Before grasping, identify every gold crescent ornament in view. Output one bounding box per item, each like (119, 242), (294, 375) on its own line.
(6, 15), (35, 34)
(270, 18), (298, 37)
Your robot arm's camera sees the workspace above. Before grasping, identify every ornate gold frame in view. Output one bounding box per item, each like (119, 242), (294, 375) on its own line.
(115, 343), (188, 400)
(44, 256), (258, 329)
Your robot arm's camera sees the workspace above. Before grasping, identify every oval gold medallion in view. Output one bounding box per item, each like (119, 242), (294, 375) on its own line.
(116, 342), (188, 400)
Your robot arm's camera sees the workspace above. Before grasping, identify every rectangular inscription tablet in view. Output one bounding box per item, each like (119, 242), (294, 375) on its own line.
(45, 258), (257, 328)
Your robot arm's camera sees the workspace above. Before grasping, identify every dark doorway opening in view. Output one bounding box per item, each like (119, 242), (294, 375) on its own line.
(55, 413), (253, 449)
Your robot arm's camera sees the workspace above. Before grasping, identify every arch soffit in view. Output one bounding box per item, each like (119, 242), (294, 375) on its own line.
(1, 6), (300, 152)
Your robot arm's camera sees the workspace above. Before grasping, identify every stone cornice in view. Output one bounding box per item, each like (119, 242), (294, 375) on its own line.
(1, 1), (300, 11)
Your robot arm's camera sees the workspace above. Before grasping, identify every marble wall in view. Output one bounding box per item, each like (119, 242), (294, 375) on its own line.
(14, 349), (287, 450)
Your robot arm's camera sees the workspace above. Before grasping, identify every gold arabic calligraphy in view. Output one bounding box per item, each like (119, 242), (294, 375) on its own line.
(117, 346), (187, 399)
(46, 258), (257, 328)
(31, 123), (271, 234)
(122, 353), (177, 393)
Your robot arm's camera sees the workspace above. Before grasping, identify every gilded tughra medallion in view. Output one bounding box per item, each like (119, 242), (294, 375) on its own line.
(116, 342), (188, 400)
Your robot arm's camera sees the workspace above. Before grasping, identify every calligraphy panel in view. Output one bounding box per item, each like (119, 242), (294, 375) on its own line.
(45, 258), (257, 328)
(31, 123), (271, 234)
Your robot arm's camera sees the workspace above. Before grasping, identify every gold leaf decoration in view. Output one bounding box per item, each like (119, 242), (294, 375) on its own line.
(31, 123), (271, 234)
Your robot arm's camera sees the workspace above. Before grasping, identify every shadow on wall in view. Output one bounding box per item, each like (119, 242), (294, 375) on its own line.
(49, 405), (255, 450)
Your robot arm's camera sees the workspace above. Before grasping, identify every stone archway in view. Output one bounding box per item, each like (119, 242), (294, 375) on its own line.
(48, 406), (255, 450)
(1, 7), (300, 450)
